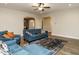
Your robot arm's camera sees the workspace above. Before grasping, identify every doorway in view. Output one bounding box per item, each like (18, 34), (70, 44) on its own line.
(42, 16), (51, 32)
(42, 16), (52, 38)
(24, 17), (35, 29)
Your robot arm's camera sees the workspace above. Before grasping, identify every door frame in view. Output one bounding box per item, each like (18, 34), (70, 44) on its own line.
(24, 17), (35, 29)
(42, 16), (51, 31)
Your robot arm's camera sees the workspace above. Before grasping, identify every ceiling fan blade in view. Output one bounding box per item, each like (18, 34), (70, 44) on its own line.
(34, 8), (38, 10)
(32, 6), (38, 7)
(32, 3), (51, 12)
(44, 7), (50, 8)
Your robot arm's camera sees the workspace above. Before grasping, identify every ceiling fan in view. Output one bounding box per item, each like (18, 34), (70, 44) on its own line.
(32, 3), (50, 11)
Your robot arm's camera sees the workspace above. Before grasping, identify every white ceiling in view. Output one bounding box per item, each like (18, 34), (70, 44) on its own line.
(0, 3), (79, 15)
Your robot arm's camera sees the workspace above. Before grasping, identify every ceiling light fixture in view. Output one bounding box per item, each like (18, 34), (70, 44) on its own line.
(38, 7), (43, 10)
(32, 3), (50, 11)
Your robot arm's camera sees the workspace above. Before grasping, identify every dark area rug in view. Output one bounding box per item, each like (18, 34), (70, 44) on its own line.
(31, 38), (67, 54)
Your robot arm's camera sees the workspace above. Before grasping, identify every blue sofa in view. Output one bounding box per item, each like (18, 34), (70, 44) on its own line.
(5, 40), (54, 55)
(5, 39), (29, 55)
(23, 29), (48, 42)
(0, 31), (21, 42)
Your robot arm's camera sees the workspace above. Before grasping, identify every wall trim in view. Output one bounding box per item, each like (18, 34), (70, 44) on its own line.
(52, 34), (79, 40)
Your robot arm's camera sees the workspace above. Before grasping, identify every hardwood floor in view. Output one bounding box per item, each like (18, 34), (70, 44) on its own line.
(21, 35), (79, 55)
(52, 35), (79, 55)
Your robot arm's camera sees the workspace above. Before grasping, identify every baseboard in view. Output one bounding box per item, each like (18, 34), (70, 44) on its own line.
(52, 34), (79, 40)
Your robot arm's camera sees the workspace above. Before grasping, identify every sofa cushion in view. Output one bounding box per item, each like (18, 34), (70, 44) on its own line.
(12, 49), (30, 55)
(5, 39), (16, 46)
(23, 44), (53, 55)
(26, 29), (41, 34)
(8, 44), (22, 53)
(41, 30), (45, 33)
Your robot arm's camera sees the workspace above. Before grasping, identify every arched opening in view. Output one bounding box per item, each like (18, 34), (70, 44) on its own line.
(24, 17), (35, 29)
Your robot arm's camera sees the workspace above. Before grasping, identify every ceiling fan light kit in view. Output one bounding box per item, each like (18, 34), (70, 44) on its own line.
(38, 7), (43, 10)
(32, 3), (50, 11)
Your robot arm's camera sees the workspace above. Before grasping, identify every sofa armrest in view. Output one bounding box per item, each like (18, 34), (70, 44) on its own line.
(5, 39), (17, 46)
(14, 35), (21, 43)
(45, 31), (48, 33)
(15, 34), (21, 37)
(0, 38), (13, 42)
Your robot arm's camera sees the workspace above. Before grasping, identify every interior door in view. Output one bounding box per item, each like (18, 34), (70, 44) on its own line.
(42, 16), (51, 32)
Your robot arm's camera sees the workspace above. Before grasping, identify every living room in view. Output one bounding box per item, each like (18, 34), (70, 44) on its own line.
(0, 3), (79, 55)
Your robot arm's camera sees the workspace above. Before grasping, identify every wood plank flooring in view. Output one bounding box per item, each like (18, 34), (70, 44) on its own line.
(52, 35), (79, 55)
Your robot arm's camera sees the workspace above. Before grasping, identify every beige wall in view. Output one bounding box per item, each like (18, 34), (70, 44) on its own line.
(43, 8), (79, 39)
(0, 7), (41, 35)
(1, 7), (79, 40)
(35, 17), (42, 29)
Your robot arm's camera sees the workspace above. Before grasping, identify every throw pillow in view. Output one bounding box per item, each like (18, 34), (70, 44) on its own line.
(3, 34), (11, 38)
(26, 31), (32, 36)
(28, 32), (32, 36)
(7, 32), (15, 38)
